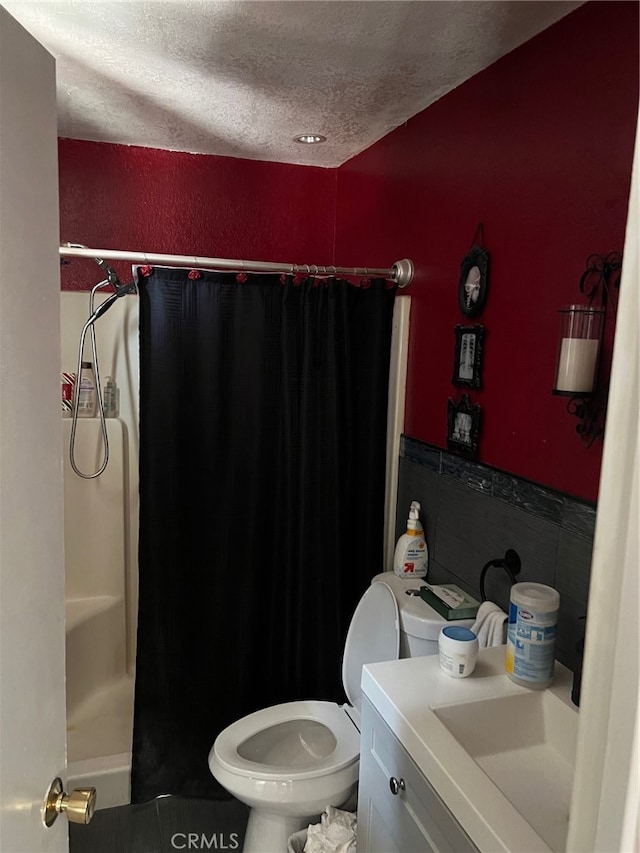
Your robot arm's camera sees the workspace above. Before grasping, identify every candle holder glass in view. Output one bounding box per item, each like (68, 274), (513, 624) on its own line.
(553, 304), (604, 396)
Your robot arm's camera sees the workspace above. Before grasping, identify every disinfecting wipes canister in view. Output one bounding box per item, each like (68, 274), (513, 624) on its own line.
(505, 582), (560, 689)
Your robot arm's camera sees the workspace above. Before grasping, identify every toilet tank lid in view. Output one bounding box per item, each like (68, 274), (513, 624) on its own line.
(341, 582), (399, 714)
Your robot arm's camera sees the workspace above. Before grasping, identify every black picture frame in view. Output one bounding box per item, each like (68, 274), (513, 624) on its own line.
(452, 324), (485, 389)
(447, 394), (481, 459)
(458, 245), (489, 317)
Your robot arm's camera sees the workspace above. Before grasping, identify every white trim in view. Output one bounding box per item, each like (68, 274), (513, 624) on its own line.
(567, 105), (640, 852)
(384, 296), (411, 570)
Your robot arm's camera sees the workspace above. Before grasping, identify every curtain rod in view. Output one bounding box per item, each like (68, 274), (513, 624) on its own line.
(59, 245), (414, 288)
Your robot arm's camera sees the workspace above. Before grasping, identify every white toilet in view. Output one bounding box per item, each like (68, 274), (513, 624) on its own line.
(208, 572), (465, 853)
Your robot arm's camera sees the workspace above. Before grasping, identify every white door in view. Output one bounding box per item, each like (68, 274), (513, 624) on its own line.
(566, 105), (640, 852)
(0, 8), (68, 852)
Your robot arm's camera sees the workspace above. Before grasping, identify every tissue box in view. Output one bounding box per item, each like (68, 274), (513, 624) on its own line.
(420, 584), (480, 620)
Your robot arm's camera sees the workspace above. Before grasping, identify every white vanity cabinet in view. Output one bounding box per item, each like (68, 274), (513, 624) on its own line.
(357, 696), (479, 853)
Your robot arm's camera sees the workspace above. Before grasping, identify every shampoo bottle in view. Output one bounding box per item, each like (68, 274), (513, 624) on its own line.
(393, 501), (428, 579)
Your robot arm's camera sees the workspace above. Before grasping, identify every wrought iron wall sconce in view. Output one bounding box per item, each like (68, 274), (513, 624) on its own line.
(552, 251), (621, 446)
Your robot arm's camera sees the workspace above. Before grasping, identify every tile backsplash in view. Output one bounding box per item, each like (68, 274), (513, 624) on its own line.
(396, 436), (596, 672)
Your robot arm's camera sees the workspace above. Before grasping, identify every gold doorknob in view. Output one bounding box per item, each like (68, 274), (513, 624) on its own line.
(42, 777), (97, 827)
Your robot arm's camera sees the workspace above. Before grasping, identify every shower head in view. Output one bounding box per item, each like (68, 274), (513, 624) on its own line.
(82, 277), (137, 327)
(94, 257), (120, 288)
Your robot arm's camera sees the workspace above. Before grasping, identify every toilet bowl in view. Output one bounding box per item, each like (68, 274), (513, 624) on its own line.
(209, 574), (465, 853)
(211, 700), (360, 824)
(208, 581), (398, 852)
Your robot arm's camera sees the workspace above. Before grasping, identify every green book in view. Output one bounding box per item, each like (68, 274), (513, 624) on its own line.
(419, 584), (481, 621)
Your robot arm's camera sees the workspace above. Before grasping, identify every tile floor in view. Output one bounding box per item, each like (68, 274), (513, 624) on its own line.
(69, 795), (249, 853)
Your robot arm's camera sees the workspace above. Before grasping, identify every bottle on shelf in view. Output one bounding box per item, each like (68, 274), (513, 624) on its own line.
(393, 500), (428, 579)
(103, 375), (118, 418)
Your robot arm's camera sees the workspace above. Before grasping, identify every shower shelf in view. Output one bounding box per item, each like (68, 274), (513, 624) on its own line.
(66, 595), (122, 633)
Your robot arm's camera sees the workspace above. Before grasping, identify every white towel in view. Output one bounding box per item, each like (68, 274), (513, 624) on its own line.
(471, 600), (507, 649)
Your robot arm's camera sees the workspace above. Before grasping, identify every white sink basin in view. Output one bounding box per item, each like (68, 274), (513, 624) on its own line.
(432, 689), (578, 852)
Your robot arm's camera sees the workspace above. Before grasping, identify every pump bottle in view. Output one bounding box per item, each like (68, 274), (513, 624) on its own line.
(393, 500), (428, 579)
(103, 376), (118, 418)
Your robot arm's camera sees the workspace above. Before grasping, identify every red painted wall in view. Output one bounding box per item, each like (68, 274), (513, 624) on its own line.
(58, 2), (637, 502)
(334, 1), (638, 502)
(59, 140), (336, 290)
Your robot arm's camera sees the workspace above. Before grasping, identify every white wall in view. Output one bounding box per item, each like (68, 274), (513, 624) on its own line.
(60, 290), (139, 671)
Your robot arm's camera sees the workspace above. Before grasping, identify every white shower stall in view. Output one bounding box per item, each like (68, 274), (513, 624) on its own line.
(60, 289), (139, 809)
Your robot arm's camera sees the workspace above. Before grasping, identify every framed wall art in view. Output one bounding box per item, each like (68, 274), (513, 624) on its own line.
(447, 394), (481, 459)
(458, 245), (489, 317)
(452, 324), (485, 389)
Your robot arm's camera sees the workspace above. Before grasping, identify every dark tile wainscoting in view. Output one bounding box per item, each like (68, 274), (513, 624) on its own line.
(397, 436), (596, 673)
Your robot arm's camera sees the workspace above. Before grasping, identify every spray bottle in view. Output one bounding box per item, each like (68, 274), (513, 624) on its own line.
(393, 500), (428, 579)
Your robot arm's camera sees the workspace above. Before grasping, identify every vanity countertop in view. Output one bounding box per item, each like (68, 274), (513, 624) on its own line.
(361, 646), (576, 853)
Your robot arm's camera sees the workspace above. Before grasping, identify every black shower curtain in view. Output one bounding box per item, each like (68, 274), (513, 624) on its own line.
(131, 268), (397, 802)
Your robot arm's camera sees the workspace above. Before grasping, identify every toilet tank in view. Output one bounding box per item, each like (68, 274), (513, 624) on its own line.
(371, 572), (474, 658)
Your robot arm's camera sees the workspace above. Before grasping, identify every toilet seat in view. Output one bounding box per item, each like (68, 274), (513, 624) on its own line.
(213, 700), (360, 781)
(341, 581), (399, 714)
(210, 583), (400, 788)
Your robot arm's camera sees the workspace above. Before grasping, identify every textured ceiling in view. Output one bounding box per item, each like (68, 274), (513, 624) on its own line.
(3, 1), (583, 168)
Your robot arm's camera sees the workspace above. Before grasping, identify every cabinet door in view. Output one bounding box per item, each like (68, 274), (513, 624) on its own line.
(358, 697), (478, 853)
